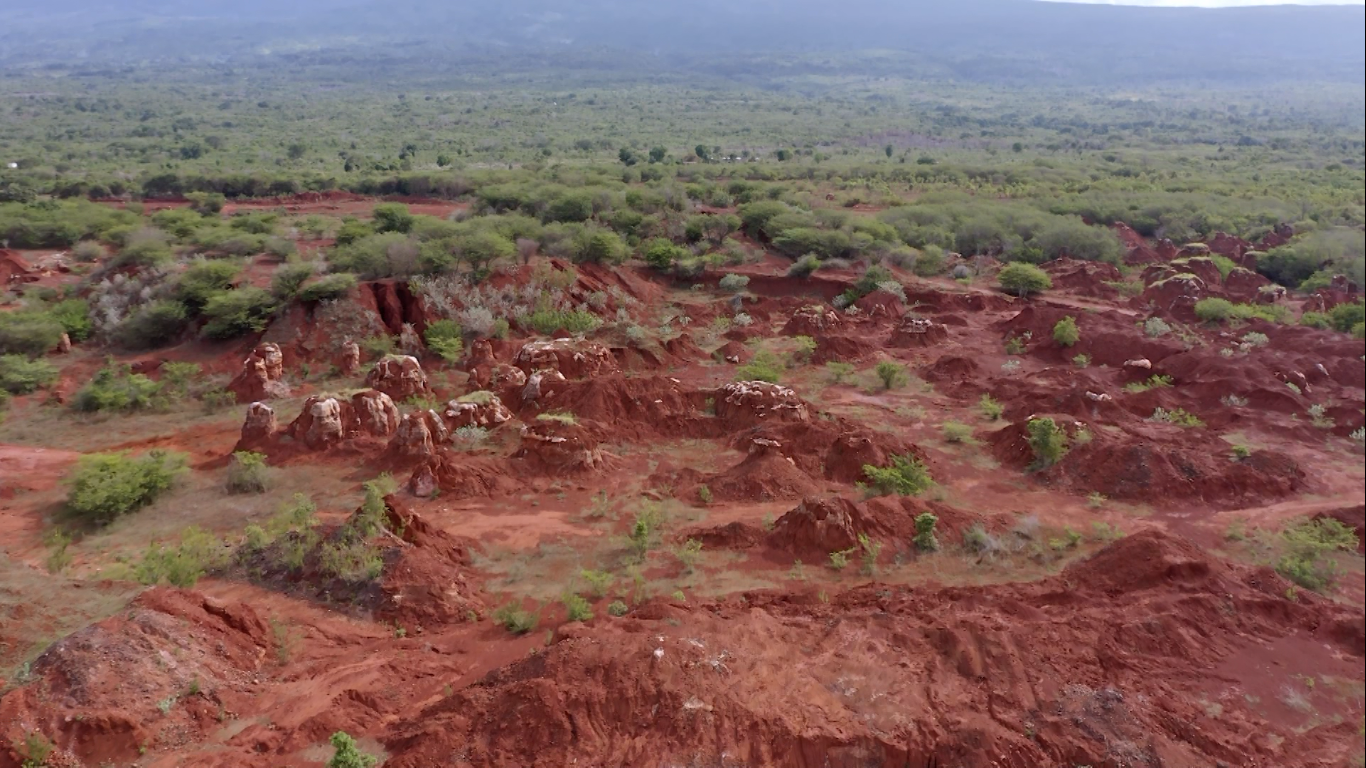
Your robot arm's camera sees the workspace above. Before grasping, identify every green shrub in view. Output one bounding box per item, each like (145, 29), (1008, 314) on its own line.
(112, 300), (189, 349)
(226, 451), (270, 494)
(718, 273), (750, 293)
(1052, 316), (1080, 347)
(979, 394), (1004, 420)
(998, 263), (1052, 297)
(1026, 417), (1068, 469)
(492, 603), (539, 634)
(1275, 517), (1358, 592)
(862, 454), (933, 496)
(327, 731), (379, 768)
(201, 288), (278, 339)
(65, 450), (185, 525)
(607, 600), (629, 617)
(1299, 311), (1332, 330)
(133, 526), (223, 587)
(175, 260), (242, 311)
(372, 203), (414, 234)
(562, 592), (594, 622)
(72, 363), (164, 412)
(524, 308), (601, 335)
(787, 253), (821, 278)
(160, 361), (202, 398)
(1194, 298), (1234, 323)
(297, 273), (358, 302)
(642, 238), (687, 271)
(424, 319), (464, 362)
(0, 312), (64, 356)
(580, 569), (615, 598)
(942, 421), (973, 443)
(874, 360), (908, 390)
(49, 299), (93, 342)
(1329, 302), (1364, 333)
(270, 262), (315, 299)
(1143, 316), (1172, 337)
(0, 355), (57, 394)
(912, 512), (940, 552)
(1148, 407), (1204, 428)
(1194, 298), (1288, 325)
(735, 350), (784, 383)
(1124, 374), (1173, 394)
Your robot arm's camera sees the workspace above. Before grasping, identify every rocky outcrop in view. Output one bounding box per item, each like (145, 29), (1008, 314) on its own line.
(337, 340), (361, 376)
(387, 410), (448, 461)
(766, 496), (862, 561)
(516, 419), (603, 473)
(714, 381), (809, 427)
(781, 305), (842, 336)
(442, 392), (513, 430)
(887, 316), (949, 348)
(291, 396), (349, 450)
(366, 355), (431, 401)
(237, 403), (278, 450)
(522, 369), (568, 403)
(229, 343), (288, 404)
(353, 390), (401, 437)
(514, 339), (619, 379)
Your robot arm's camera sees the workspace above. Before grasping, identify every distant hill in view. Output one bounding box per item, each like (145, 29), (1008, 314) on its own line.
(1, 0), (1362, 84)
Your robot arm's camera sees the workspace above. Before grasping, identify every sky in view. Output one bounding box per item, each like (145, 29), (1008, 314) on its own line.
(1047, 0), (1363, 5)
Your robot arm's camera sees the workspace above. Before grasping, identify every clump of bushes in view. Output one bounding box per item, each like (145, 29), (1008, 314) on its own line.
(0, 311), (65, 356)
(0, 354), (57, 395)
(735, 350), (784, 383)
(201, 288), (278, 339)
(862, 454), (933, 496)
(874, 360), (908, 390)
(1193, 298), (1289, 325)
(1026, 417), (1068, 469)
(65, 450), (185, 525)
(72, 362), (164, 412)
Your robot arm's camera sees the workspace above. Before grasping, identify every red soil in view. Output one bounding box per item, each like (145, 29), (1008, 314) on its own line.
(2, 206), (1362, 768)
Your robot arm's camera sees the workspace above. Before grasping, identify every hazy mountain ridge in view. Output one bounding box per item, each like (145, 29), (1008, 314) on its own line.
(1, 0), (1362, 84)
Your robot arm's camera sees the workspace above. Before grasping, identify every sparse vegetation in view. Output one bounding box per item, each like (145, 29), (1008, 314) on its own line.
(862, 453), (933, 496)
(1275, 517), (1358, 592)
(979, 394), (1004, 420)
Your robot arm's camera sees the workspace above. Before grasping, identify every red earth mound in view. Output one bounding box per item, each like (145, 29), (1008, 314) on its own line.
(379, 530), (1364, 768)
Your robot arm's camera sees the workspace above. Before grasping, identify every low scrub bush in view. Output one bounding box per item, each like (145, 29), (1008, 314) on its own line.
(1026, 417), (1068, 469)
(735, 350), (783, 383)
(1052, 316), (1080, 347)
(862, 453), (933, 496)
(523, 308), (600, 335)
(874, 360), (908, 390)
(1275, 517), (1358, 592)
(65, 450), (185, 525)
(112, 300), (189, 350)
(226, 451), (270, 494)
(913, 512), (940, 552)
(72, 362), (164, 412)
(492, 603), (539, 634)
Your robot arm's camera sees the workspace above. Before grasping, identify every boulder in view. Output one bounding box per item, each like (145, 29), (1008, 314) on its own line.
(522, 369), (567, 403)
(290, 396), (350, 450)
(1224, 268), (1271, 302)
(337, 340), (361, 376)
(229, 343), (289, 404)
(353, 390), (401, 437)
(387, 410), (447, 461)
(365, 355), (431, 401)
(766, 497), (862, 561)
(56, 332), (72, 354)
(237, 403), (278, 450)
